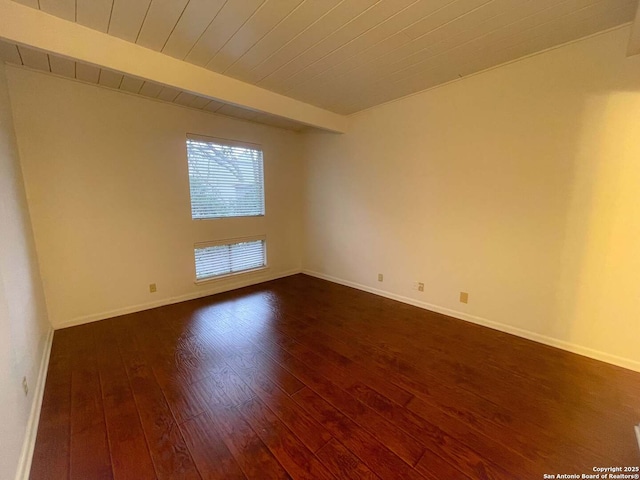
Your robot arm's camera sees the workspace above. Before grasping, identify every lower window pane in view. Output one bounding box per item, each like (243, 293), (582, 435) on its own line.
(195, 239), (266, 280)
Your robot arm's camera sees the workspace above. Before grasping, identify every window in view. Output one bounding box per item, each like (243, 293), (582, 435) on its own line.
(194, 238), (266, 281)
(186, 135), (265, 219)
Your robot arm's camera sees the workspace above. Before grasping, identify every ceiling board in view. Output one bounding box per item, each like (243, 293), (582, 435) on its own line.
(156, 85), (181, 102)
(384, 0), (585, 81)
(247, 0), (379, 84)
(11, 0), (37, 7)
(217, 103), (260, 120)
(206, 0), (303, 73)
(190, 95), (211, 109)
(7, 0), (637, 114)
(258, 0), (417, 89)
(202, 99), (225, 112)
(279, 0), (455, 91)
(285, 0), (520, 98)
(334, 0), (636, 112)
(18, 46), (50, 71)
(109, 0), (153, 43)
(136, 0), (190, 51)
(184, 0), (265, 66)
(282, 0), (636, 112)
(0, 40), (21, 64)
(139, 81), (164, 97)
(98, 69), (124, 88)
(39, 0), (75, 21)
(173, 91), (197, 106)
(76, 0), (113, 33)
(328, 0), (550, 93)
(161, 0), (227, 59)
(120, 75), (145, 93)
(224, 0), (342, 79)
(75, 63), (100, 83)
(49, 55), (75, 77)
(1, 37), (306, 131)
(402, 0), (491, 40)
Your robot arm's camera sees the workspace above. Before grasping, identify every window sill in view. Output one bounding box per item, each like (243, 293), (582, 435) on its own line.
(193, 214), (265, 220)
(194, 266), (269, 285)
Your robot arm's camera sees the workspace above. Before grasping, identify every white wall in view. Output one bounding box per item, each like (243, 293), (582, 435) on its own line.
(7, 67), (304, 329)
(0, 62), (51, 479)
(5, 25), (640, 375)
(303, 26), (640, 371)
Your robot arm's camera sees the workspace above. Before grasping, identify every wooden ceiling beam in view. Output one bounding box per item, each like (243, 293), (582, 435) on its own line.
(0, 0), (348, 133)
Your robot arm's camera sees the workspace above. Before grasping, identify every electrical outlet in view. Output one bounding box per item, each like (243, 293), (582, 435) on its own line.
(460, 292), (469, 304)
(412, 282), (418, 290)
(377, 273), (383, 282)
(418, 282), (424, 292)
(22, 376), (28, 396)
(149, 283), (157, 293)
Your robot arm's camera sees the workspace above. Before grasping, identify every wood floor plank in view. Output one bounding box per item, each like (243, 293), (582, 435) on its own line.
(29, 332), (73, 480)
(281, 308), (623, 467)
(284, 278), (640, 431)
(192, 365), (256, 410)
(225, 317), (427, 467)
(237, 396), (335, 479)
(131, 315), (209, 424)
(291, 387), (429, 480)
(191, 315), (334, 453)
(113, 320), (200, 480)
(67, 326), (114, 480)
(348, 381), (523, 479)
(238, 324), (482, 478)
(250, 315), (546, 477)
(225, 357), (333, 453)
(360, 326), (620, 468)
(315, 439), (380, 480)
(232, 313), (415, 408)
(267, 331), (516, 478)
(179, 410), (247, 480)
(93, 320), (157, 480)
(201, 326), (305, 395)
(206, 403), (292, 479)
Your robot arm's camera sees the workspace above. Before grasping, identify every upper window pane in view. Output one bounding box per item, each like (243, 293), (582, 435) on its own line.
(186, 137), (265, 219)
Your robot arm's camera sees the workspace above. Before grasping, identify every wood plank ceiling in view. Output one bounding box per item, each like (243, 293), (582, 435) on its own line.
(0, 38), (306, 131)
(5, 0), (638, 115)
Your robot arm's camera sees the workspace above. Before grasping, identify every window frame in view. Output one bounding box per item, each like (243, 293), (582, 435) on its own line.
(185, 134), (266, 220)
(193, 235), (268, 284)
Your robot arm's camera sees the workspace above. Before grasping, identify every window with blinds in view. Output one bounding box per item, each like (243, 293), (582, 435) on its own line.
(186, 135), (265, 219)
(194, 238), (266, 281)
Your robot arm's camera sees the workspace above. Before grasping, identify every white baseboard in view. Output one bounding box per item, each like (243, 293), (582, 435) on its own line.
(55, 268), (302, 330)
(14, 327), (54, 480)
(302, 270), (640, 373)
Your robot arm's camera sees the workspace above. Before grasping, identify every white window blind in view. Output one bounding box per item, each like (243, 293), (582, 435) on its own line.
(194, 238), (266, 281)
(186, 135), (265, 219)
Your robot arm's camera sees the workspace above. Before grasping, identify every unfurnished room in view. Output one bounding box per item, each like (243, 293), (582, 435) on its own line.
(1, 0), (640, 479)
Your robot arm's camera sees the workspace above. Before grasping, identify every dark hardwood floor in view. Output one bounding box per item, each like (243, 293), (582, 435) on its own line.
(30, 274), (640, 479)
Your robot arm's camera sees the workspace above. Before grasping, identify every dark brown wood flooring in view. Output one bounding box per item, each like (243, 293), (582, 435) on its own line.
(30, 274), (640, 479)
